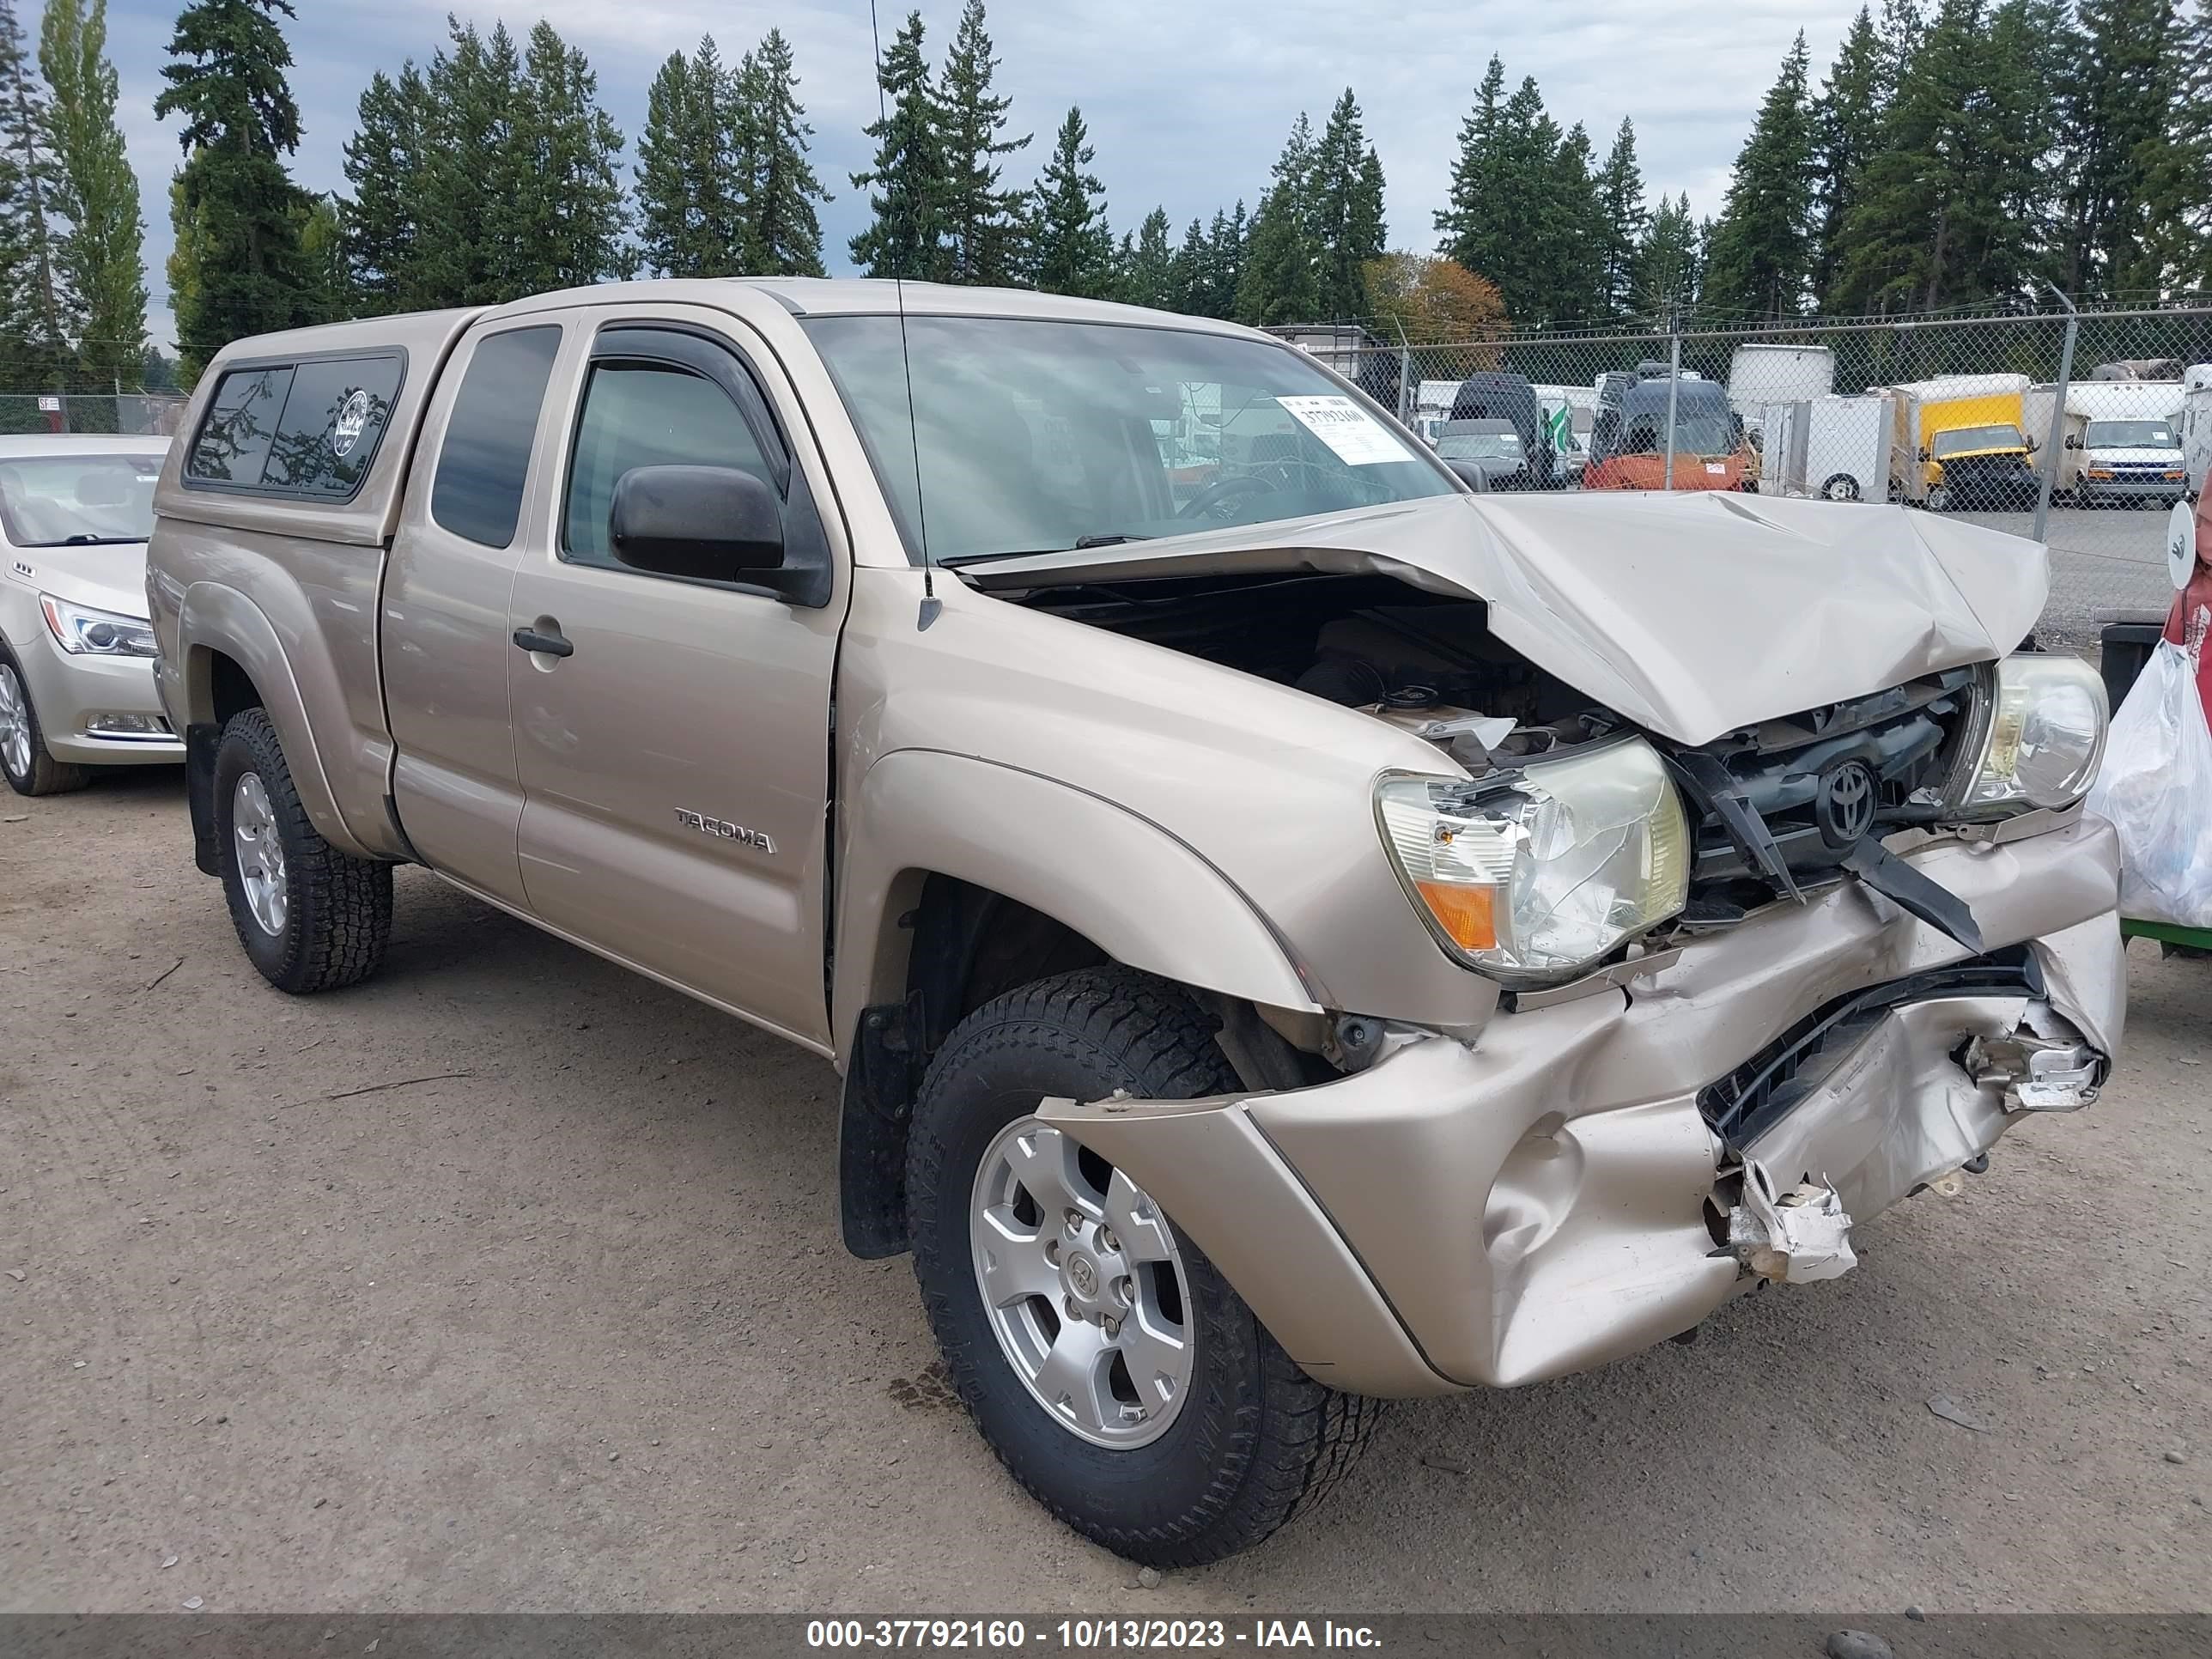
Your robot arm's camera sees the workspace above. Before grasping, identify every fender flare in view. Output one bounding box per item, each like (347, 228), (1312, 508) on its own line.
(178, 580), (373, 860)
(832, 749), (1323, 1057)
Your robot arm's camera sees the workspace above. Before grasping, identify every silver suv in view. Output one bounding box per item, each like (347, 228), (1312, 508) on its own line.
(147, 280), (2124, 1565)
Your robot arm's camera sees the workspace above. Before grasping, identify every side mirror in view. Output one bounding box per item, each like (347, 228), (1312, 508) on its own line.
(1444, 459), (1489, 492)
(611, 465), (783, 584)
(1917, 447), (1931, 463)
(2064, 434), (2082, 450)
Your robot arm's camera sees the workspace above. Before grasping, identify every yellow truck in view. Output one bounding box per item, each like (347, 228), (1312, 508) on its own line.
(1887, 373), (2040, 511)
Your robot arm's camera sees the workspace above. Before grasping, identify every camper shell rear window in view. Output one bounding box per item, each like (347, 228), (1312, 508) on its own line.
(183, 351), (406, 501)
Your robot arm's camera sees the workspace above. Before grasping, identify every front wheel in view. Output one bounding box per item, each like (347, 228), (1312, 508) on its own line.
(0, 648), (91, 797)
(1821, 473), (1862, 503)
(213, 708), (393, 994)
(907, 967), (1376, 1566)
(1926, 483), (1953, 512)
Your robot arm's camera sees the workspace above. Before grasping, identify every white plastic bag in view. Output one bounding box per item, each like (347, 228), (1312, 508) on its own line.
(2086, 638), (2212, 928)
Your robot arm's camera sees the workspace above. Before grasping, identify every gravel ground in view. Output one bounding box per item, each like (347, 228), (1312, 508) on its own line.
(3, 770), (2208, 1614)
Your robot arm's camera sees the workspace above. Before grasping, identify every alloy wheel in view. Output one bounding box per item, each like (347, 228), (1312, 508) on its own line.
(232, 770), (289, 937)
(969, 1116), (1194, 1449)
(0, 664), (29, 781)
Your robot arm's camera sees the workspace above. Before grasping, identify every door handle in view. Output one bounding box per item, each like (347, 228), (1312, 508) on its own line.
(512, 625), (573, 658)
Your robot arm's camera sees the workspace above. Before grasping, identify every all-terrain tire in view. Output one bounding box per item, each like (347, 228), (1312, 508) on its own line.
(213, 708), (392, 994)
(908, 964), (1380, 1566)
(0, 647), (92, 797)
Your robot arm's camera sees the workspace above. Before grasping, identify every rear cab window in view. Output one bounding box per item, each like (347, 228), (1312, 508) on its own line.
(183, 356), (404, 499)
(429, 326), (563, 550)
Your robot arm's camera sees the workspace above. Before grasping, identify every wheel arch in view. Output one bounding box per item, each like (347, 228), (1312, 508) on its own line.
(177, 582), (375, 860)
(832, 749), (1324, 1259)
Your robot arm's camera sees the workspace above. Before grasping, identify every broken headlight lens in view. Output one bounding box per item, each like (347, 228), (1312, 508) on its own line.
(1376, 737), (1690, 986)
(1960, 653), (2107, 814)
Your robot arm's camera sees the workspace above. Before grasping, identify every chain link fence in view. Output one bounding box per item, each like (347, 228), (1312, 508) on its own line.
(0, 392), (191, 439)
(1311, 305), (2212, 648)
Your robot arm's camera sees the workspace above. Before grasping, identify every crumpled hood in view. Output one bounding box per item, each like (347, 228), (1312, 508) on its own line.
(961, 492), (2046, 746)
(3, 539), (153, 621)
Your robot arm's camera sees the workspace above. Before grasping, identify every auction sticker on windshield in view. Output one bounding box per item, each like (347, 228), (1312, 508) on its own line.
(1275, 395), (1414, 465)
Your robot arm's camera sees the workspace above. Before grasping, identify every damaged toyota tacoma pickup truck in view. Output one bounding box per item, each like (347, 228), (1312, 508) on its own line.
(148, 282), (2124, 1566)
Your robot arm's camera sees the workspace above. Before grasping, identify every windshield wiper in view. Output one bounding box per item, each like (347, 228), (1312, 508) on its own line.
(939, 533), (1154, 568)
(50, 534), (146, 546)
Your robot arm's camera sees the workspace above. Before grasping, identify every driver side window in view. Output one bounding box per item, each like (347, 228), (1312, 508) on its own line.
(562, 356), (777, 573)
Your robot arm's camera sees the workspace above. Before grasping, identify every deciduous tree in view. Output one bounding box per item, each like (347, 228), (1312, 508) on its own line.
(39, 0), (143, 382)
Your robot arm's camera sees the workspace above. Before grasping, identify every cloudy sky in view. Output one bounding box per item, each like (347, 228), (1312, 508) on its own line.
(101, 0), (1866, 348)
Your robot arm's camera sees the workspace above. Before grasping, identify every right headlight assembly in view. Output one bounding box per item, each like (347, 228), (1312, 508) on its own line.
(1958, 653), (2108, 816)
(1376, 736), (1690, 987)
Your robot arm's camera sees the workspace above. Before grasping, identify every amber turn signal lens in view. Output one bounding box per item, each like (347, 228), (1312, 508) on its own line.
(1414, 879), (1497, 951)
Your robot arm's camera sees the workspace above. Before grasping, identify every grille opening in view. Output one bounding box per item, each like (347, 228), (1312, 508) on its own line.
(1699, 946), (2042, 1149)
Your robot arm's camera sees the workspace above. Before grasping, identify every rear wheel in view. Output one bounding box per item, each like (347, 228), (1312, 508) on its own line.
(0, 649), (90, 797)
(1821, 473), (1861, 503)
(1926, 483), (1954, 512)
(907, 966), (1377, 1566)
(213, 708), (392, 994)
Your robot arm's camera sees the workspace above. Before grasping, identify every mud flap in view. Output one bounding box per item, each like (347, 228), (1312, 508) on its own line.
(185, 720), (221, 878)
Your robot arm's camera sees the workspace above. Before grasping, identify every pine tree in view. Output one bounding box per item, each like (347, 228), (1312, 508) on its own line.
(635, 39), (741, 276)
(1118, 205), (1174, 307)
(1, 0), (68, 380)
(155, 0), (315, 374)
(1308, 90), (1386, 320)
(295, 191), (343, 319)
(1634, 191), (1701, 319)
(2140, 3), (2212, 291)
(1836, 0), (2056, 311)
(341, 64), (427, 310)
(935, 0), (1025, 283)
(1435, 56), (1509, 292)
(849, 11), (943, 280)
(2055, 0), (2184, 297)
(1168, 214), (1207, 313)
(1030, 105), (1111, 297)
(1237, 112), (1319, 325)
(1538, 121), (1608, 323)
(410, 20), (527, 307)
(743, 29), (828, 276)
(1702, 32), (1815, 318)
(1594, 118), (1645, 319)
(1809, 8), (1887, 308)
(507, 22), (628, 293)
(38, 0), (143, 384)
(1206, 202), (1246, 316)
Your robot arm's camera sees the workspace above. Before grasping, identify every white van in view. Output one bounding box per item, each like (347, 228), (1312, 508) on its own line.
(2052, 379), (2187, 507)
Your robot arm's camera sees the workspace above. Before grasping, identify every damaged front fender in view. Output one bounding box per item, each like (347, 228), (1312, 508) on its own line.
(1042, 818), (2124, 1399)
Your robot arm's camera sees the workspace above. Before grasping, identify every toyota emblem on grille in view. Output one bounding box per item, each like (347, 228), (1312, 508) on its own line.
(1815, 760), (1877, 847)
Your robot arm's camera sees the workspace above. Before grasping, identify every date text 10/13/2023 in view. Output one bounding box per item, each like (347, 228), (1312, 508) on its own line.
(804, 1620), (1385, 1651)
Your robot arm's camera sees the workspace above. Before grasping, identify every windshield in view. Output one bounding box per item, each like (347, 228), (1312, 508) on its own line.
(802, 314), (1455, 562)
(1932, 424), (2024, 457)
(1436, 429), (1522, 461)
(1615, 412), (1737, 456)
(0, 453), (162, 547)
(2086, 419), (2178, 449)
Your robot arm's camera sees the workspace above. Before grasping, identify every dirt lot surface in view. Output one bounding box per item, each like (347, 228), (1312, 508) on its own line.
(4, 770), (2209, 1615)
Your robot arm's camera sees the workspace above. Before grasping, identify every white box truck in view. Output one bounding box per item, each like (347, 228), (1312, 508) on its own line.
(2030, 378), (2188, 507)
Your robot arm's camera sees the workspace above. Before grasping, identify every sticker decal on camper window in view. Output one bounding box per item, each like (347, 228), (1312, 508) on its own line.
(1275, 395), (1413, 465)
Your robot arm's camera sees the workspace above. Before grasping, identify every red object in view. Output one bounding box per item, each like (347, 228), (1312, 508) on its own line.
(2165, 490), (2212, 710)
(1583, 449), (1753, 492)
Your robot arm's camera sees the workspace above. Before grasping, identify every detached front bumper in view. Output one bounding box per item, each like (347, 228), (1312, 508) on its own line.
(1042, 815), (2124, 1398)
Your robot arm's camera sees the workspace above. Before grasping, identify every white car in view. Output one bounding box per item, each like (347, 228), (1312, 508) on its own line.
(0, 434), (180, 795)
